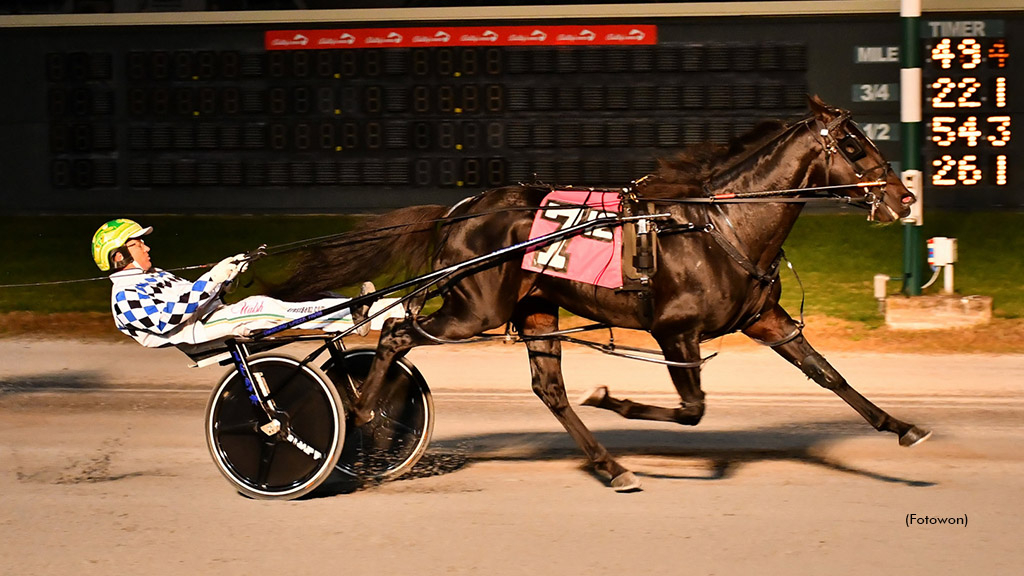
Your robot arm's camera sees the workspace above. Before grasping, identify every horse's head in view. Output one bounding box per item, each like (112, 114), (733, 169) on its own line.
(808, 95), (915, 222)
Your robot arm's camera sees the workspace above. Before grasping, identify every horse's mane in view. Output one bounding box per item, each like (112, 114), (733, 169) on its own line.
(643, 119), (791, 198)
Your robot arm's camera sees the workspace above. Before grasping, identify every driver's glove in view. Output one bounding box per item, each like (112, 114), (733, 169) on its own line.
(208, 254), (249, 285)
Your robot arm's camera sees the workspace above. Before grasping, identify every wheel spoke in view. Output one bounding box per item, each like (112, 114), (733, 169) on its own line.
(376, 415), (420, 437)
(216, 420), (261, 436)
(350, 427), (368, 451)
(256, 440), (278, 487)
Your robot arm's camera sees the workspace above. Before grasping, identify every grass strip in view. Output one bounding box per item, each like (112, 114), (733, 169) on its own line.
(2, 212), (1022, 322)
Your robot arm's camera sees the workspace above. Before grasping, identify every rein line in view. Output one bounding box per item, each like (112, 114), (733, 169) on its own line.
(637, 180), (886, 205)
(0, 263), (213, 289)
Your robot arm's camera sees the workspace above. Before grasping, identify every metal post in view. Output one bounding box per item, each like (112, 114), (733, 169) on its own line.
(901, 0), (924, 295)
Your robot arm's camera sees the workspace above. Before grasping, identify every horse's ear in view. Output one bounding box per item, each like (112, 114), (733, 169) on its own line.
(807, 94), (837, 121)
(807, 94), (829, 114)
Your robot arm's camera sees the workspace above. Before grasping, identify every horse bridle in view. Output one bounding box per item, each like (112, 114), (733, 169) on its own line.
(814, 110), (901, 221)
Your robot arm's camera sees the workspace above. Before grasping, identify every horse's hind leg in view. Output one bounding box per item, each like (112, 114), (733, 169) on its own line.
(579, 331), (706, 426)
(743, 305), (931, 447)
(515, 299), (641, 492)
(351, 295), (493, 425)
(349, 314), (433, 426)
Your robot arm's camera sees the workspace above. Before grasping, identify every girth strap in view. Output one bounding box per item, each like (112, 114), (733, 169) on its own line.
(718, 250), (787, 338)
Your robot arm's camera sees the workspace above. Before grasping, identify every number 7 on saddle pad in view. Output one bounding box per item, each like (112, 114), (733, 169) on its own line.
(521, 190), (624, 289)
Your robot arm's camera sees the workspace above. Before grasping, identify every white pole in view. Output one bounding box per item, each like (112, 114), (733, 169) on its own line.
(901, 0), (924, 294)
(944, 264), (955, 294)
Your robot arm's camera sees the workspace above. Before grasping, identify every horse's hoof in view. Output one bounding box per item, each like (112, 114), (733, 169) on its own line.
(611, 471), (642, 492)
(578, 386), (608, 407)
(899, 425), (932, 447)
(353, 409), (376, 427)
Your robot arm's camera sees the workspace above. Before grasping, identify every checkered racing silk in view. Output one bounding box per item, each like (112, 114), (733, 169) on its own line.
(109, 267), (225, 348)
(109, 267), (365, 348)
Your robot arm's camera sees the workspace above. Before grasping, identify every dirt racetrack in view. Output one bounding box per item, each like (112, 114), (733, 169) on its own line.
(1, 336), (1022, 575)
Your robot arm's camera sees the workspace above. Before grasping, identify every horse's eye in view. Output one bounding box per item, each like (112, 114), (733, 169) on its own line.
(838, 136), (866, 161)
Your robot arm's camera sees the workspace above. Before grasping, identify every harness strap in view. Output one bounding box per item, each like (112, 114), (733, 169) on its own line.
(764, 325), (804, 348)
(705, 222), (777, 284)
(741, 251), (807, 347)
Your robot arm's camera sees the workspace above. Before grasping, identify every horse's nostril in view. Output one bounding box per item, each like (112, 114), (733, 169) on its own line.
(901, 194), (915, 204)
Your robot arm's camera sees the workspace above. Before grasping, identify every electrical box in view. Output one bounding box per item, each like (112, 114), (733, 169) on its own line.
(927, 237), (958, 267)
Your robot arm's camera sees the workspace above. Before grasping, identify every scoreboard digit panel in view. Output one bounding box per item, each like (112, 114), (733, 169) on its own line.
(2, 11), (1021, 213)
(39, 27), (810, 207)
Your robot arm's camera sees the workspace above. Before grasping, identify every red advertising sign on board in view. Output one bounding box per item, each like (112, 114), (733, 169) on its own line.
(265, 25), (657, 50)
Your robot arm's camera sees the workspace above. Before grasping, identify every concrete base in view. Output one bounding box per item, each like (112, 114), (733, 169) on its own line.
(884, 294), (993, 330)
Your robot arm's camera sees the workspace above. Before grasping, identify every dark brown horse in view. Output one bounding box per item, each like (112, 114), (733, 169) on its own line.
(274, 96), (929, 491)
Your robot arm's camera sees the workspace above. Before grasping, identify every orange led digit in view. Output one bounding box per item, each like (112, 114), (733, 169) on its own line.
(931, 38), (955, 69)
(958, 38), (981, 69)
(930, 116), (956, 146)
(995, 155), (1008, 185)
(986, 116), (1011, 147)
(957, 156), (981, 185)
(988, 39), (1009, 69)
(956, 116), (981, 146)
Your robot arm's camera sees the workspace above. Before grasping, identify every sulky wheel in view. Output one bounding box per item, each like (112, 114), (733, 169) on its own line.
(323, 348), (434, 482)
(205, 353), (344, 500)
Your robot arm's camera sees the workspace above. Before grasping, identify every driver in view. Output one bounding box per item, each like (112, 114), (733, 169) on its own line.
(91, 218), (374, 348)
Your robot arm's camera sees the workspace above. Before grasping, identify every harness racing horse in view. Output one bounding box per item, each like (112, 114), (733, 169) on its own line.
(274, 96), (930, 491)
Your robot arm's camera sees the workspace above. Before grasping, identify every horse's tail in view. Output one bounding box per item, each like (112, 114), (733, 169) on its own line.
(266, 204), (450, 300)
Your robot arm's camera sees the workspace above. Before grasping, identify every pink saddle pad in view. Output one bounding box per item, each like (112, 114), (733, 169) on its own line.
(521, 190), (623, 289)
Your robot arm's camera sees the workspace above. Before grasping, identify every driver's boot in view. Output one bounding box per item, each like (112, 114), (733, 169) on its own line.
(351, 281), (375, 336)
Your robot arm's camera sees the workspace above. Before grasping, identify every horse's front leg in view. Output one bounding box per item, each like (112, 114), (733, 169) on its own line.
(579, 331), (706, 426)
(743, 305), (931, 447)
(515, 299), (641, 492)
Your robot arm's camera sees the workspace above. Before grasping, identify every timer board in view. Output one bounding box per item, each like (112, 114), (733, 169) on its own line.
(922, 22), (1015, 207)
(0, 10), (1020, 213)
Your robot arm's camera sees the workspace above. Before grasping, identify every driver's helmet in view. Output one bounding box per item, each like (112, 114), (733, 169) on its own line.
(91, 218), (152, 271)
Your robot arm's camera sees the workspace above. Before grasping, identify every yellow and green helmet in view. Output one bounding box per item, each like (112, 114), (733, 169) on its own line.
(91, 218), (152, 271)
